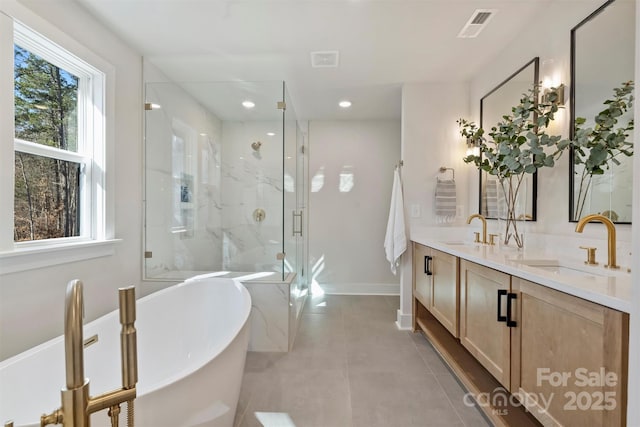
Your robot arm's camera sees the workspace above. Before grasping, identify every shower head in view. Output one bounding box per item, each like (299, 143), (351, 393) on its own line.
(251, 141), (262, 151)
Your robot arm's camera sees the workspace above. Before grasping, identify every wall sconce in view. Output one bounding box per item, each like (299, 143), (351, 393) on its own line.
(465, 137), (480, 157)
(541, 83), (566, 107)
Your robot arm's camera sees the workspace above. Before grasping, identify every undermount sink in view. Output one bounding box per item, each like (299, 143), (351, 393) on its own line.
(512, 259), (609, 278)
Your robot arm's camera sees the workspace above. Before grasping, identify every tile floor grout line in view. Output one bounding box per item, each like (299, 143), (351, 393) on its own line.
(431, 368), (473, 427)
(412, 332), (491, 427)
(341, 297), (356, 427)
(410, 331), (438, 376)
(407, 331), (468, 425)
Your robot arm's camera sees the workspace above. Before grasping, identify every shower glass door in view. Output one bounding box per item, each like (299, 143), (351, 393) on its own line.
(283, 83), (308, 318)
(143, 79), (288, 281)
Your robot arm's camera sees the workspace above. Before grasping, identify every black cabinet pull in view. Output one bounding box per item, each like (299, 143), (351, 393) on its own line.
(424, 255), (433, 275)
(507, 293), (517, 327)
(497, 289), (507, 322)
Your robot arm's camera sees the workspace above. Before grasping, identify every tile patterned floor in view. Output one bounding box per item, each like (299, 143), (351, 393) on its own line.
(234, 294), (491, 427)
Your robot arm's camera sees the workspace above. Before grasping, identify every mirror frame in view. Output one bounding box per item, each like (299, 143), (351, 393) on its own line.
(479, 57), (540, 221)
(569, 0), (632, 224)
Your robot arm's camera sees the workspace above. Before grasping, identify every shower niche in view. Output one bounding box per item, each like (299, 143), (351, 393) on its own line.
(143, 67), (308, 350)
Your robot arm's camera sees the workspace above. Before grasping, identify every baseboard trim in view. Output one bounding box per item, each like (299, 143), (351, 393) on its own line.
(317, 282), (400, 296)
(395, 309), (412, 330)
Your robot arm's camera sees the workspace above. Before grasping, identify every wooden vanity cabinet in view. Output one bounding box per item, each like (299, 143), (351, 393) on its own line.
(511, 277), (628, 427)
(459, 259), (512, 390)
(412, 243), (459, 337)
(412, 246), (629, 426)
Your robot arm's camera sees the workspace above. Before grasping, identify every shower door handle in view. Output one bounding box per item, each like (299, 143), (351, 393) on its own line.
(293, 211), (303, 236)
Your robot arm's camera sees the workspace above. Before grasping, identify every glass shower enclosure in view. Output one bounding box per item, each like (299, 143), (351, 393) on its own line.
(143, 79), (307, 293)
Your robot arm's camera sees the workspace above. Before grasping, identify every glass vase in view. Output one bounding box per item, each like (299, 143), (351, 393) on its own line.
(497, 175), (527, 249)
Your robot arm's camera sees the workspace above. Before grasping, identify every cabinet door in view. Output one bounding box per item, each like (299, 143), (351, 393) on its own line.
(431, 249), (459, 337)
(511, 278), (628, 427)
(412, 243), (432, 309)
(460, 259), (511, 390)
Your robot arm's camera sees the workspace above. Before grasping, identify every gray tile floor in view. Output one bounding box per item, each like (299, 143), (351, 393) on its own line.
(234, 294), (491, 427)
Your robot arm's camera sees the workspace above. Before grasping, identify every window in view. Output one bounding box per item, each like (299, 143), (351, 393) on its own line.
(11, 22), (105, 246)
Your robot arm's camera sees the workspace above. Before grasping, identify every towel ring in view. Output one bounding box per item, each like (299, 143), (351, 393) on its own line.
(439, 166), (455, 180)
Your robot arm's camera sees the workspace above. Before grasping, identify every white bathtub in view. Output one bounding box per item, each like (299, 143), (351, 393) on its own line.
(0, 277), (251, 427)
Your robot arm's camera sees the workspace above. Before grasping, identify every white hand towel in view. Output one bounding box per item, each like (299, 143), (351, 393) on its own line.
(384, 168), (407, 275)
(435, 178), (457, 223)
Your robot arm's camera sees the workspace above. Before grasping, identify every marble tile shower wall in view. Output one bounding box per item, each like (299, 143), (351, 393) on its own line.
(145, 83), (289, 276)
(145, 82), (224, 277)
(221, 121), (283, 272)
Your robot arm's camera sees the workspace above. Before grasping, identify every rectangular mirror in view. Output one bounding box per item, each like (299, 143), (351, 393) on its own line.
(570, 0), (635, 223)
(479, 57), (539, 220)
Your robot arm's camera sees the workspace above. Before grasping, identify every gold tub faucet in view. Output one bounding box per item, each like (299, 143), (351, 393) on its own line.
(41, 280), (138, 427)
(467, 214), (488, 244)
(575, 214), (619, 269)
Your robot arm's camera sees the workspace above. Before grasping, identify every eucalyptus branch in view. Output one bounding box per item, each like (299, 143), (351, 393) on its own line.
(457, 83), (568, 248)
(573, 80), (634, 174)
(457, 83), (570, 180)
(572, 80), (634, 220)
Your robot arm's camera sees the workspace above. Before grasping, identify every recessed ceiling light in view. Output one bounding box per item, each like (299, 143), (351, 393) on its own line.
(339, 100), (352, 108)
(267, 132), (276, 136)
(242, 100), (255, 109)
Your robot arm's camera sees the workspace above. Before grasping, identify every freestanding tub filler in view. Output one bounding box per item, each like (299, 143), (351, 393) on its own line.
(0, 277), (251, 427)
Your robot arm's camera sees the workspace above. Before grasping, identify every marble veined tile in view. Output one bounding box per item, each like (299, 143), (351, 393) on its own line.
(243, 282), (289, 352)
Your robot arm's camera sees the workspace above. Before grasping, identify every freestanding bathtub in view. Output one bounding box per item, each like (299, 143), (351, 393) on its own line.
(0, 276), (251, 427)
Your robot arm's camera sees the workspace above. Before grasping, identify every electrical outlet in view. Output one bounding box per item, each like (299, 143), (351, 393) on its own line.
(411, 204), (421, 218)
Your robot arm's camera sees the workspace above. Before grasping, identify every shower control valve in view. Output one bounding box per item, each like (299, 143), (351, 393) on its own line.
(253, 208), (266, 222)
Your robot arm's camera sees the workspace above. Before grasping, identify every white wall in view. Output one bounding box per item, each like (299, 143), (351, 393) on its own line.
(309, 120), (401, 294)
(401, 83), (470, 230)
(0, 0), (143, 360)
(398, 82), (469, 327)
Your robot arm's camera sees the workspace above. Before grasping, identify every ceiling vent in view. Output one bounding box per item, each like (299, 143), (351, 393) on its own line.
(311, 51), (339, 68)
(457, 9), (497, 38)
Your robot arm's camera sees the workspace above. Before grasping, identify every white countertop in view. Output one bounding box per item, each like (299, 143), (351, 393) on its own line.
(411, 232), (632, 313)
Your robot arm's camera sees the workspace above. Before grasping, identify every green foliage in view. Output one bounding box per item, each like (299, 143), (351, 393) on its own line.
(457, 84), (570, 179)
(571, 81), (634, 221)
(14, 45), (78, 150)
(572, 80), (634, 175)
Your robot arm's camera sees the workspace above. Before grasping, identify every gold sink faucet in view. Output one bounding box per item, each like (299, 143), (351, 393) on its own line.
(41, 280), (138, 427)
(467, 214), (488, 244)
(575, 214), (619, 269)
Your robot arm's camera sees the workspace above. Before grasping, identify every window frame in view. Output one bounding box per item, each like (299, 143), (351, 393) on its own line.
(0, 16), (117, 274)
(13, 22), (104, 244)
